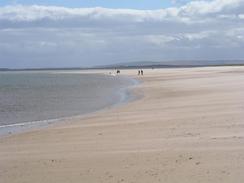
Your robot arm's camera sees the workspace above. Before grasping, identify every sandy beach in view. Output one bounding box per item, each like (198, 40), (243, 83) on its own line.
(1, 66), (244, 183)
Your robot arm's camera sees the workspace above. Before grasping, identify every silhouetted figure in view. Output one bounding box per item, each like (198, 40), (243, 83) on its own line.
(116, 70), (120, 74)
(138, 70), (141, 75)
(141, 70), (144, 75)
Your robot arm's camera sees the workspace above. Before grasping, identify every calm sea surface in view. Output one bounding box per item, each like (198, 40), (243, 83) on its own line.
(0, 71), (135, 127)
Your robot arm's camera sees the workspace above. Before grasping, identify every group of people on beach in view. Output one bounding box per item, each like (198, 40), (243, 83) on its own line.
(138, 70), (144, 76)
(110, 69), (144, 76)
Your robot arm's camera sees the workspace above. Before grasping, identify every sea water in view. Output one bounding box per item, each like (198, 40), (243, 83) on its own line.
(0, 71), (136, 135)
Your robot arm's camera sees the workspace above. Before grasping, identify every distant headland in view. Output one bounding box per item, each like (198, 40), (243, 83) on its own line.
(1, 60), (244, 71)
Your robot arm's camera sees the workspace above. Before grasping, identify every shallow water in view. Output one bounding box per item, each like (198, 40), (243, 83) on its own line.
(0, 71), (135, 128)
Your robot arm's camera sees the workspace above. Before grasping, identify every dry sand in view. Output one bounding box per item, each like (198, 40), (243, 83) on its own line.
(1, 66), (244, 183)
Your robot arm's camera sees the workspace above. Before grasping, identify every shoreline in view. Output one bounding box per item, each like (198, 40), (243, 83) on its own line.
(1, 66), (244, 183)
(0, 72), (140, 138)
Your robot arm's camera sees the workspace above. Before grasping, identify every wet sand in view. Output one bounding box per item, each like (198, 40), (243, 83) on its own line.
(1, 66), (244, 183)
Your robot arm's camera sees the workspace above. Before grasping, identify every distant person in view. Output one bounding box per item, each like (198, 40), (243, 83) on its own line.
(141, 70), (144, 75)
(138, 70), (141, 75)
(117, 70), (120, 74)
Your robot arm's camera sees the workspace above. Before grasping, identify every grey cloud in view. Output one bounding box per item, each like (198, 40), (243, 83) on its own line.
(0, 0), (244, 68)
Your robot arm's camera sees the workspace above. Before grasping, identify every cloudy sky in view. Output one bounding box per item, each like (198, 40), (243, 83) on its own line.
(0, 0), (244, 68)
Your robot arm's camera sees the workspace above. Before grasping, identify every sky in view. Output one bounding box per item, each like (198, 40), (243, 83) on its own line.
(0, 0), (244, 68)
(0, 0), (177, 9)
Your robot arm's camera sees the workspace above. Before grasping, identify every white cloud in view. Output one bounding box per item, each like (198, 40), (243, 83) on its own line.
(239, 14), (244, 19)
(179, 0), (242, 15)
(0, 0), (244, 68)
(0, 0), (243, 23)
